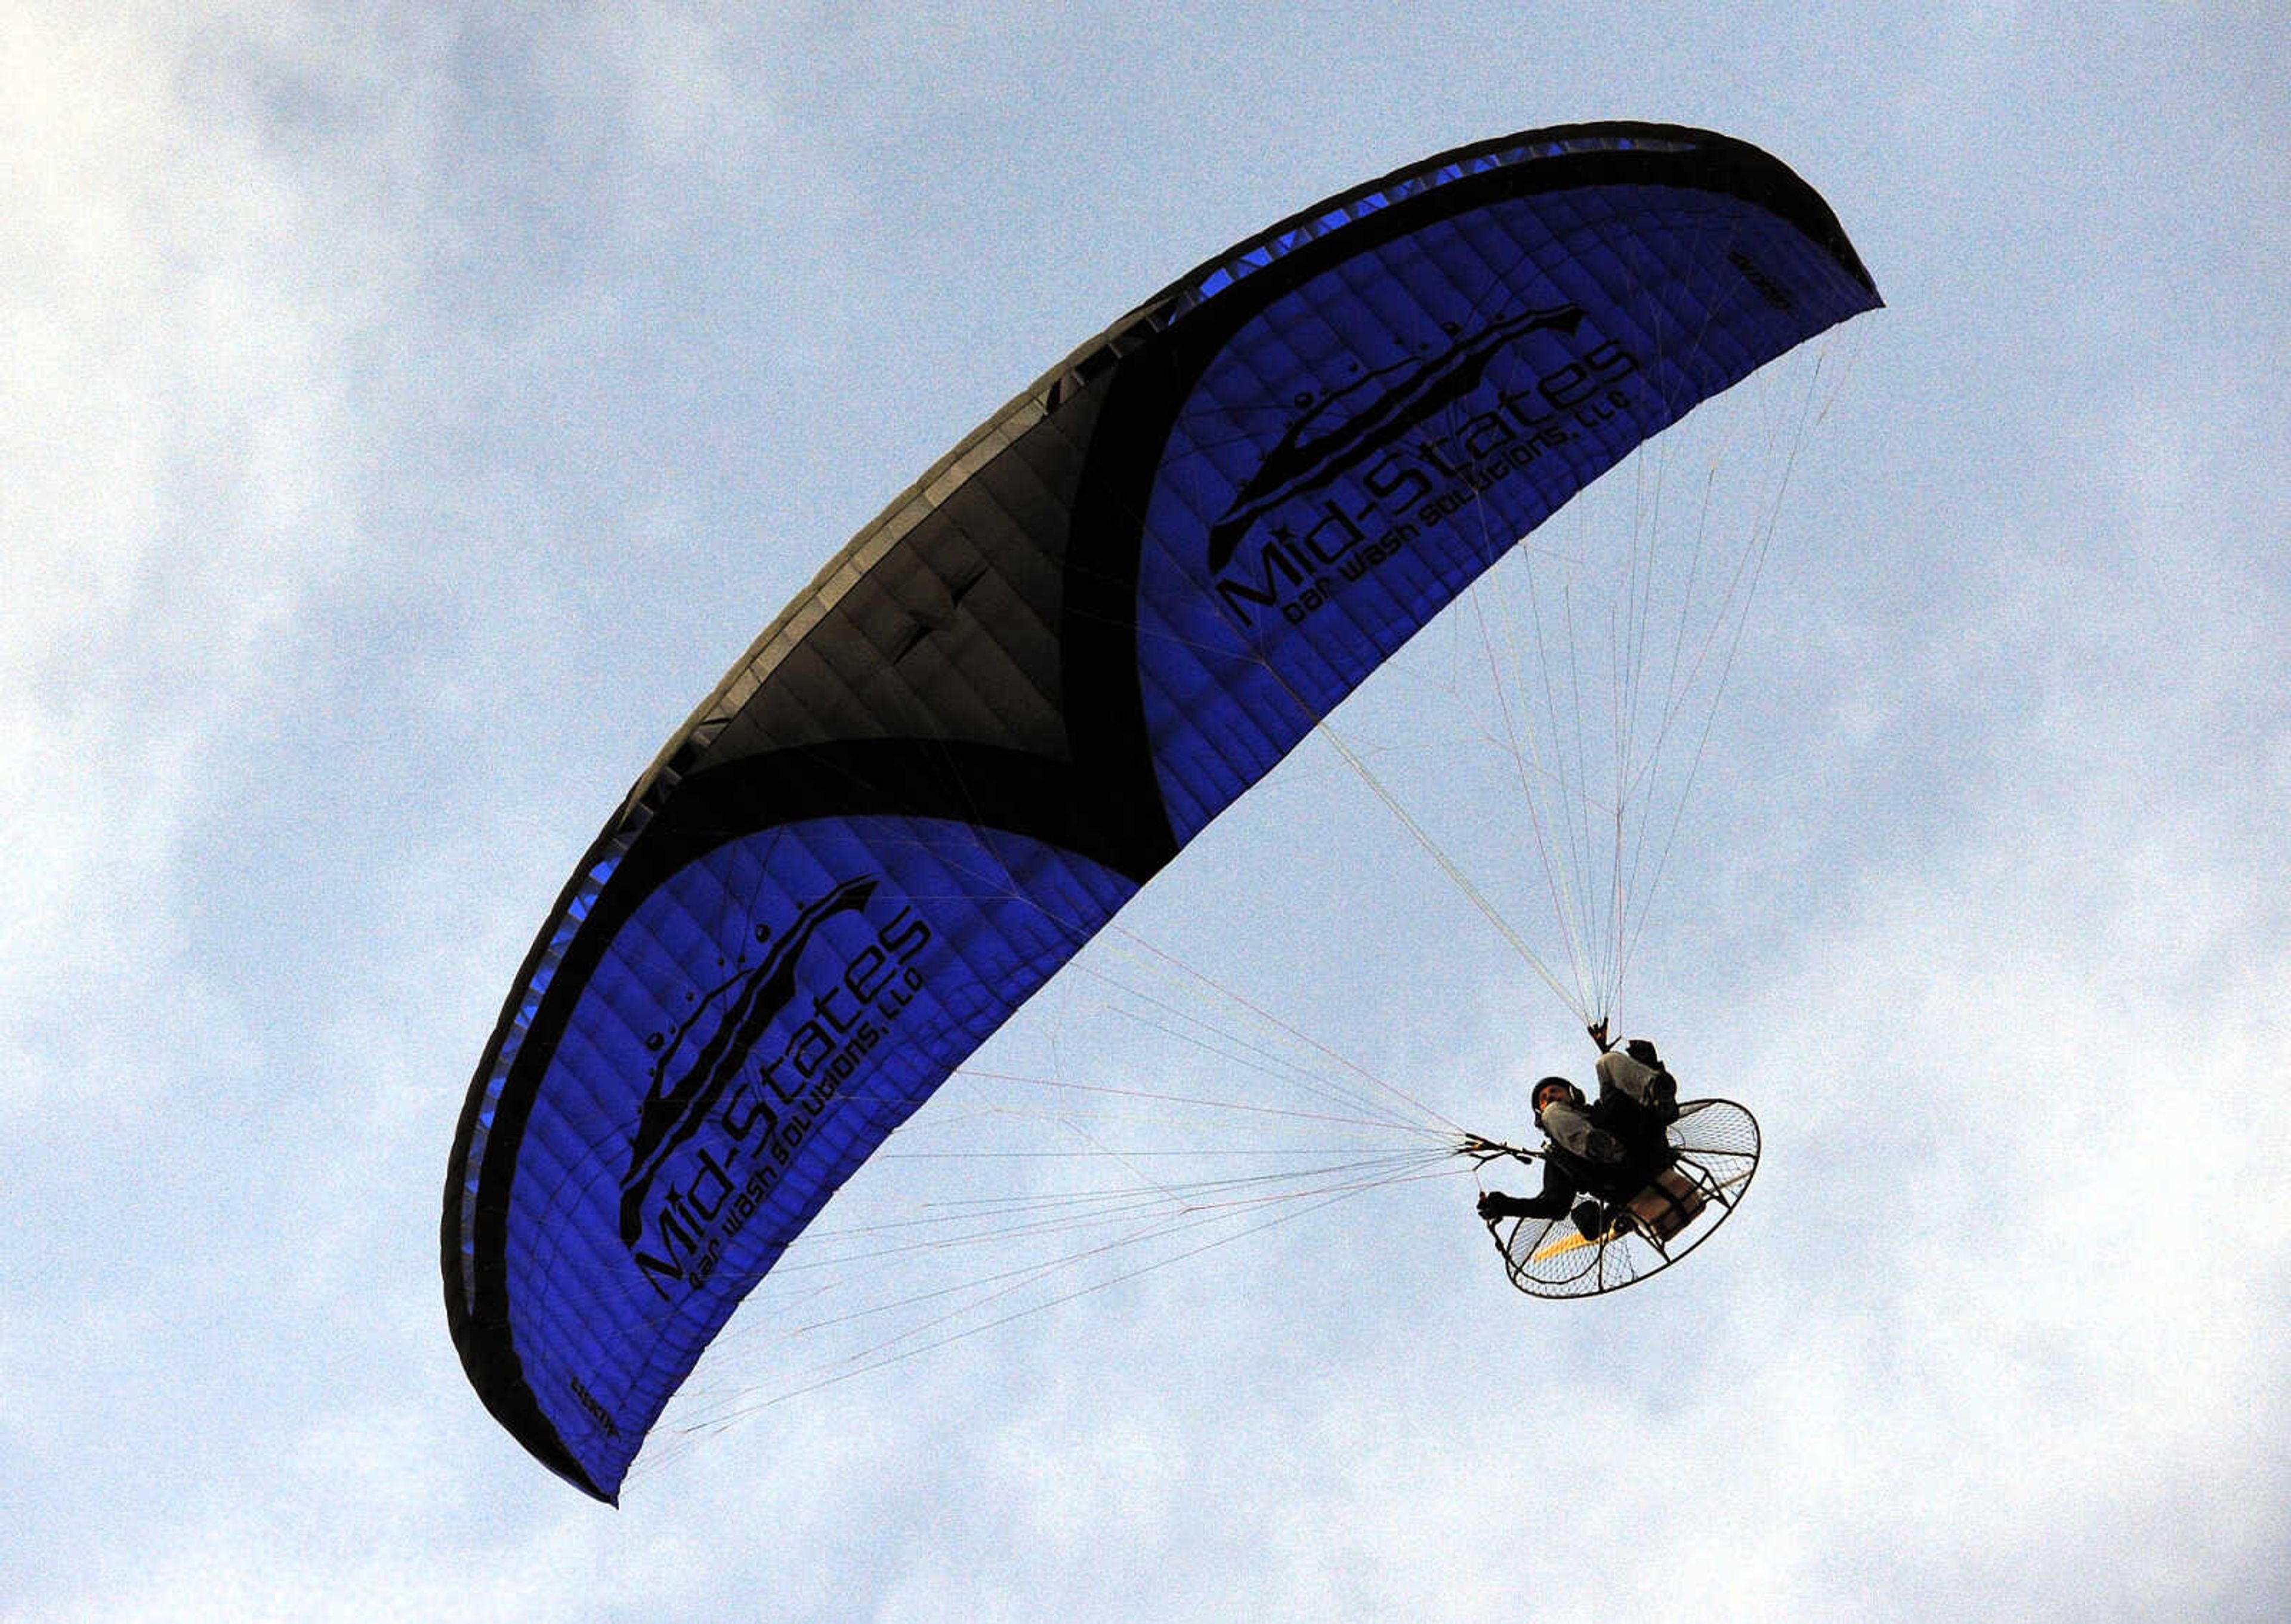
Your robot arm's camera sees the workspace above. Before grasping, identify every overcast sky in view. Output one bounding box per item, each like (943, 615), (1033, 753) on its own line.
(7, 4), (2287, 1620)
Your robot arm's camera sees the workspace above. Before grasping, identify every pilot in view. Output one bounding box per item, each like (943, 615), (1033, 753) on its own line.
(1475, 1039), (1678, 1240)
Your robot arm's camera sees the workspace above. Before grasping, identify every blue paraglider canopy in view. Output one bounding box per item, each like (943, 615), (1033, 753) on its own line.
(443, 121), (1879, 1501)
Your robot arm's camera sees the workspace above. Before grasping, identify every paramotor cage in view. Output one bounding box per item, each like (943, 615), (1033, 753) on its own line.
(1480, 1099), (1761, 1298)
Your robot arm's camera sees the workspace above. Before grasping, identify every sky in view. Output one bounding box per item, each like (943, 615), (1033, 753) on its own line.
(5, 2), (2287, 1619)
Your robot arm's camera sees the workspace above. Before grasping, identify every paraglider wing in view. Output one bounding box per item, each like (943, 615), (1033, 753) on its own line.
(443, 122), (1880, 1500)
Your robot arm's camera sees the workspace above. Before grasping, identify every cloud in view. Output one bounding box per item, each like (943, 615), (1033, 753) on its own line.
(0, 9), (382, 1120)
(8, 7), (2286, 1620)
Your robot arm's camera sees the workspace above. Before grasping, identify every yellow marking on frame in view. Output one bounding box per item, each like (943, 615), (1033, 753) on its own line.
(1530, 1230), (1600, 1262)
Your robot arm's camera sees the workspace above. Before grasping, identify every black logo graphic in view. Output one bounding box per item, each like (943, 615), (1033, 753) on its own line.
(1203, 304), (1586, 574)
(616, 876), (876, 1245)
(1727, 250), (1794, 311)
